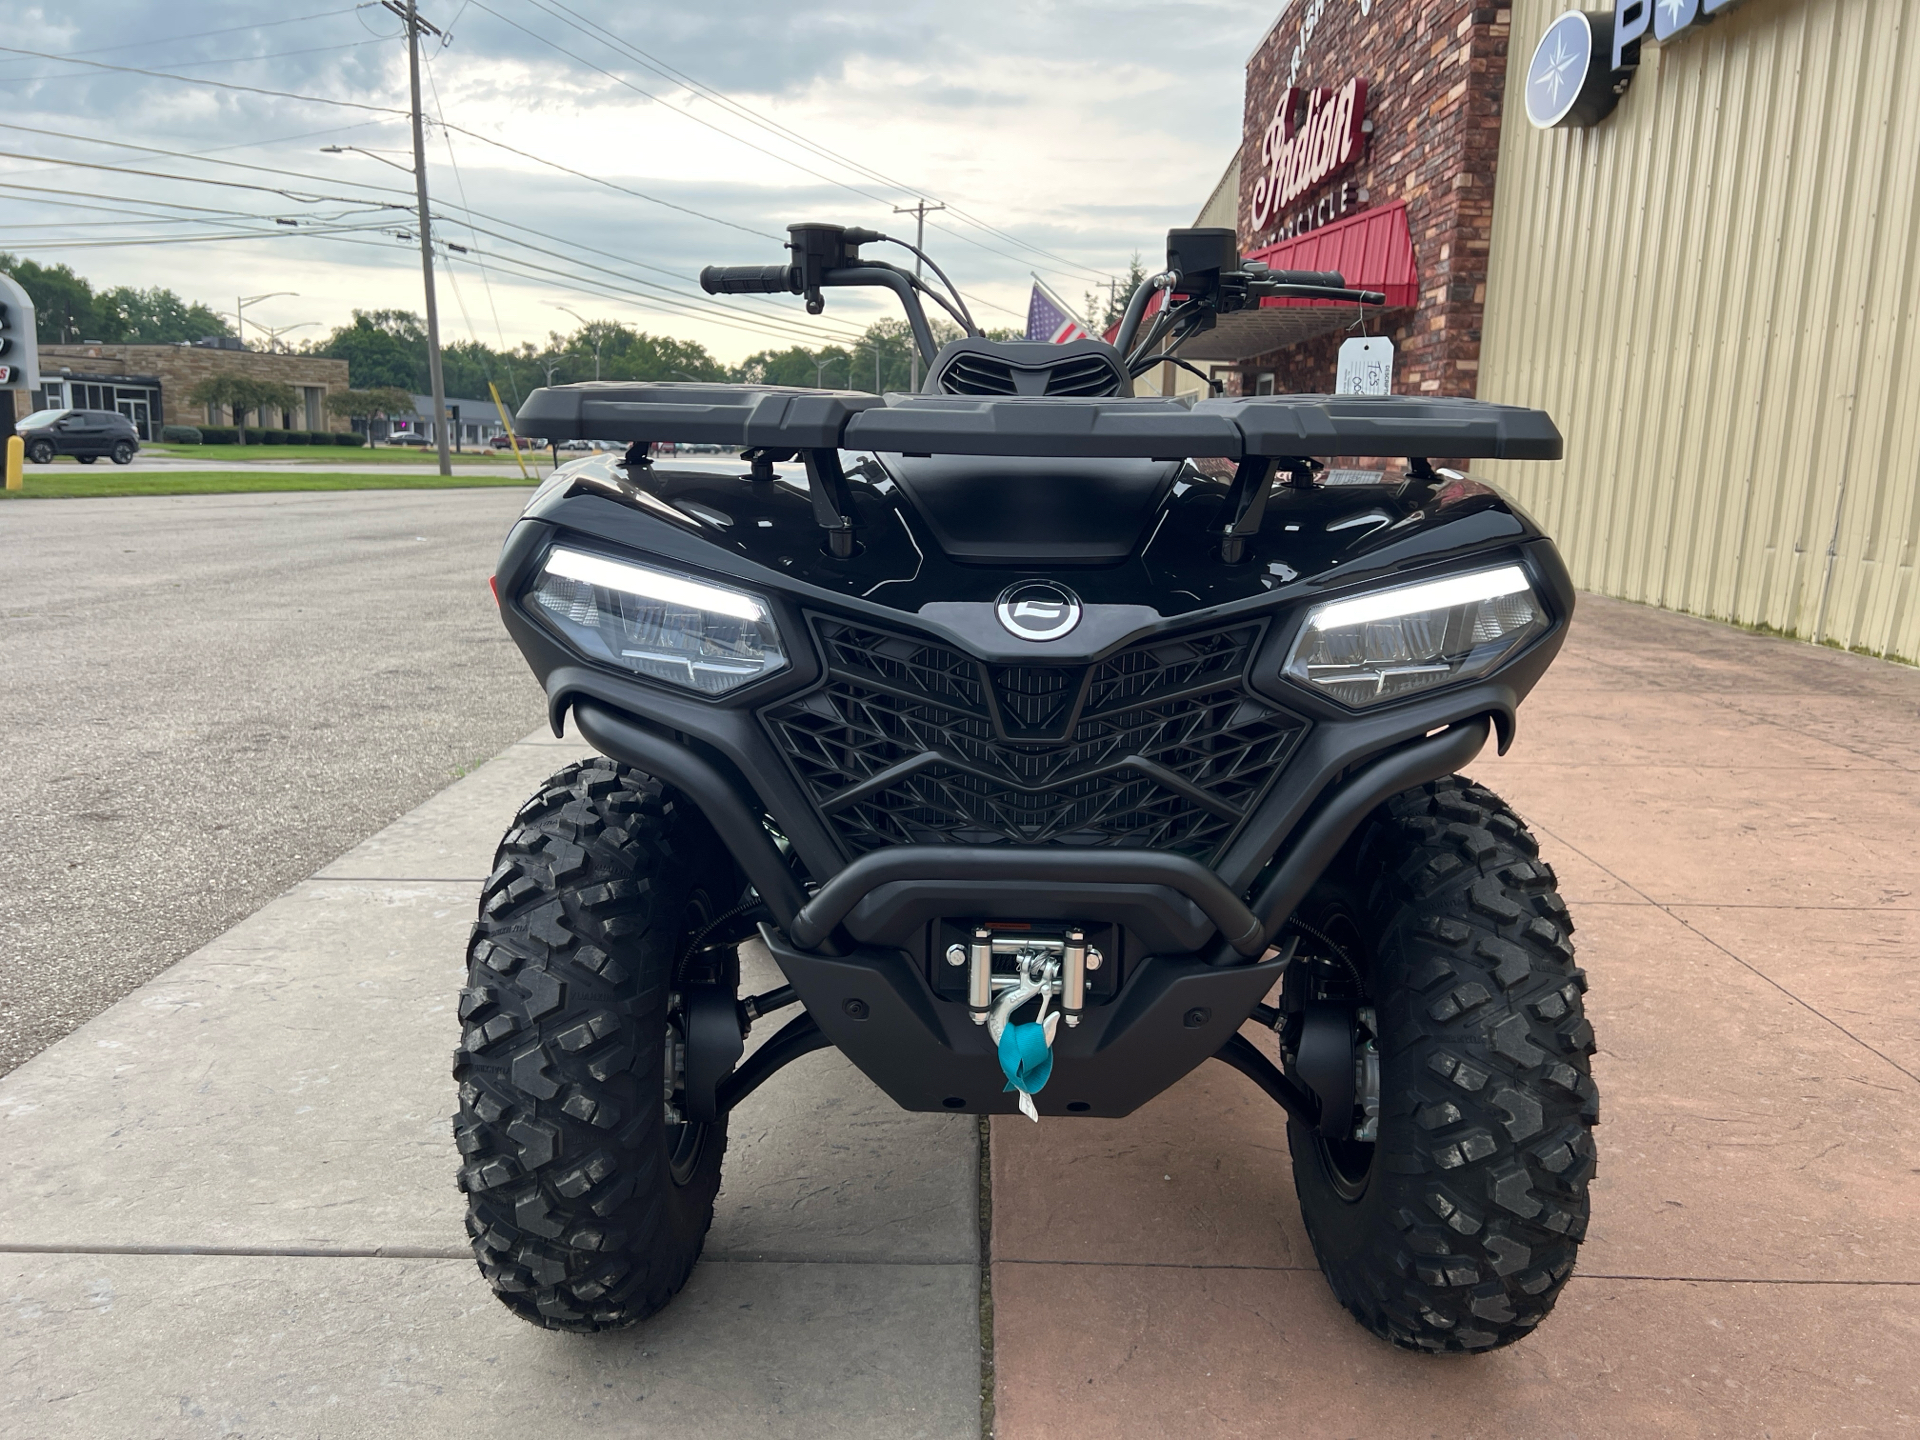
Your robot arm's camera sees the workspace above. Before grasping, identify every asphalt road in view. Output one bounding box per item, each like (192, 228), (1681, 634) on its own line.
(0, 489), (550, 1074)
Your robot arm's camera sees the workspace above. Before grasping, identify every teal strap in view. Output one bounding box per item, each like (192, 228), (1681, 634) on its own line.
(997, 1021), (1054, 1095)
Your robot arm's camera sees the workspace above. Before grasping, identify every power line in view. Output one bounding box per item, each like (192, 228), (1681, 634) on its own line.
(421, 54), (511, 360)
(519, 0), (1114, 286)
(0, 43), (1041, 320)
(0, 49), (796, 244)
(3, 223), (401, 250)
(0, 125), (868, 345)
(463, 0), (896, 208)
(0, 134), (919, 356)
(454, 0), (1109, 294)
(0, 121), (416, 201)
(0, 149), (410, 214)
(427, 219), (865, 347)
(0, 7), (371, 64)
(113, 38), (392, 72)
(0, 46), (409, 114)
(0, 179), (348, 221)
(431, 121), (777, 240)
(0, 147), (414, 209)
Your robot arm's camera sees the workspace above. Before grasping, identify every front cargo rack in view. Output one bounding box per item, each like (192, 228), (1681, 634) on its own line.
(514, 381), (1563, 463)
(515, 380), (1561, 559)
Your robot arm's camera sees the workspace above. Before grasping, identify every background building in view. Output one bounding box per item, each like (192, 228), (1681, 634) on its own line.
(1192, 0), (1511, 398)
(11, 342), (350, 437)
(363, 394), (508, 449)
(1195, 0), (1916, 662)
(1477, 0), (1920, 663)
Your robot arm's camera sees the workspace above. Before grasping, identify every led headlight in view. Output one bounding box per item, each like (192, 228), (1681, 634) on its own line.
(529, 547), (787, 696)
(1285, 564), (1546, 708)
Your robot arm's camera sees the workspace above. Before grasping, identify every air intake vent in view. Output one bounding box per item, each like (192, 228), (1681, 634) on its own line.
(1043, 354), (1122, 397)
(941, 354), (1018, 395)
(938, 351), (1124, 398)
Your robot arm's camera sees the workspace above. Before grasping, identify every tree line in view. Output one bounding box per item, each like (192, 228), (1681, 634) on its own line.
(0, 253), (232, 344)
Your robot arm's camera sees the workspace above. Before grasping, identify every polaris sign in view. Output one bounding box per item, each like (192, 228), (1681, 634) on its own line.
(1525, 0), (1747, 130)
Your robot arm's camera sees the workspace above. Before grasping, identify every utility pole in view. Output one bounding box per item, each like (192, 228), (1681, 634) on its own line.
(892, 198), (946, 391)
(391, 0), (452, 477)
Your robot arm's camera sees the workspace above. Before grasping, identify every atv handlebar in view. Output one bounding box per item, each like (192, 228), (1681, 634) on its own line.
(699, 264), (797, 296)
(1257, 269), (1346, 288)
(698, 224), (1389, 382)
(700, 225), (944, 370)
(1254, 281), (1390, 306)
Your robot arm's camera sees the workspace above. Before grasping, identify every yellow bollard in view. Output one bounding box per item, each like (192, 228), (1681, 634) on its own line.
(4, 434), (22, 491)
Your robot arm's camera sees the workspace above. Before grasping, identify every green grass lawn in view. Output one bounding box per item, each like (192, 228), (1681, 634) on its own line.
(1, 470), (539, 500)
(144, 443), (535, 464)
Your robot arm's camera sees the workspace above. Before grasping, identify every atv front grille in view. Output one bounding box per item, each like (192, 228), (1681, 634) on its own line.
(761, 616), (1306, 862)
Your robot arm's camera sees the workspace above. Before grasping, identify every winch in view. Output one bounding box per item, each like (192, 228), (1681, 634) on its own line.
(943, 925), (1104, 1121)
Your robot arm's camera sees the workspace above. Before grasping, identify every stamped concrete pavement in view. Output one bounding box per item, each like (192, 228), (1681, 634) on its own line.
(0, 724), (984, 1439)
(988, 596), (1920, 1438)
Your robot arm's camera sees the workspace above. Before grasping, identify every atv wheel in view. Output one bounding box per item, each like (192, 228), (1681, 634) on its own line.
(453, 756), (742, 1332)
(1284, 775), (1598, 1353)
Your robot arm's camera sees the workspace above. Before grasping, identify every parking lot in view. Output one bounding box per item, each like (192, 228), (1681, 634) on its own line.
(0, 497), (1915, 1436)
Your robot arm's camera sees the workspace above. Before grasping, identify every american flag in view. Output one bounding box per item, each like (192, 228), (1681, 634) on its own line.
(1026, 281), (1089, 344)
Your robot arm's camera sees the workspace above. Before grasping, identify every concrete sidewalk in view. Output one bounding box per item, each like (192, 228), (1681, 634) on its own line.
(0, 727), (982, 1438)
(988, 596), (1920, 1437)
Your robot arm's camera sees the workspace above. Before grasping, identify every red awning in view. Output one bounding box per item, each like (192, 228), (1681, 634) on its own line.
(1245, 200), (1418, 307)
(1178, 201), (1419, 362)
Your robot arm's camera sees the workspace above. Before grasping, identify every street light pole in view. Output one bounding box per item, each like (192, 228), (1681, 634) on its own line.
(232, 291), (297, 348)
(892, 198), (945, 392)
(398, 0), (452, 477)
(555, 305), (602, 380)
(254, 321), (315, 354)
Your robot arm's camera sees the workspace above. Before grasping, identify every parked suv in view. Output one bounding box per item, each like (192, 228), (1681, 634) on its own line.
(16, 408), (141, 465)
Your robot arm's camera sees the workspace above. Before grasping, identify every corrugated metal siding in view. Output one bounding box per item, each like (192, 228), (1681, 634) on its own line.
(1478, 0), (1920, 662)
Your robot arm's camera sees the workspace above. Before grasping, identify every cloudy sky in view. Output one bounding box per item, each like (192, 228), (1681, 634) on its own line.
(0, 0), (1280, 364)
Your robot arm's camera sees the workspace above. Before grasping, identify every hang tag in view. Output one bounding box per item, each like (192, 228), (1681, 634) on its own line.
(1336, 336), (1394, 396)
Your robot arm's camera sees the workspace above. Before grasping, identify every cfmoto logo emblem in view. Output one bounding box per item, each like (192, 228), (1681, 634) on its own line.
(996, 581), (1082, 642)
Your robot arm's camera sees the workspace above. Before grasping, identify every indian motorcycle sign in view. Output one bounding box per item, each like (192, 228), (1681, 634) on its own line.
(1249, 77), (1368, 234)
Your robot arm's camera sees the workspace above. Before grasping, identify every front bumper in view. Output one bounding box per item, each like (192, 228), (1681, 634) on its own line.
(760, 924), (1287, 1117)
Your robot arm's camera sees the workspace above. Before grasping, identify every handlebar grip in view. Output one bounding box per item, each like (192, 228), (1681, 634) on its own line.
(699, 264), (796, 295)
(1264, 269), (1345, 288)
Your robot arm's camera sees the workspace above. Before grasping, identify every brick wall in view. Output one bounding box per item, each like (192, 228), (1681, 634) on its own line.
(1236, 1), (1512, 398)
(31, 345), (352, 430)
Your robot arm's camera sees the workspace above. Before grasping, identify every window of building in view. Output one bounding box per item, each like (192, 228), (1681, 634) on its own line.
(303, 386), (324, 430)
(1255, 373), (1276, 395)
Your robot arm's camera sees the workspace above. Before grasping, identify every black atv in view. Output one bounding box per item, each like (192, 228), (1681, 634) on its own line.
(454, 223), (1597, 1353)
